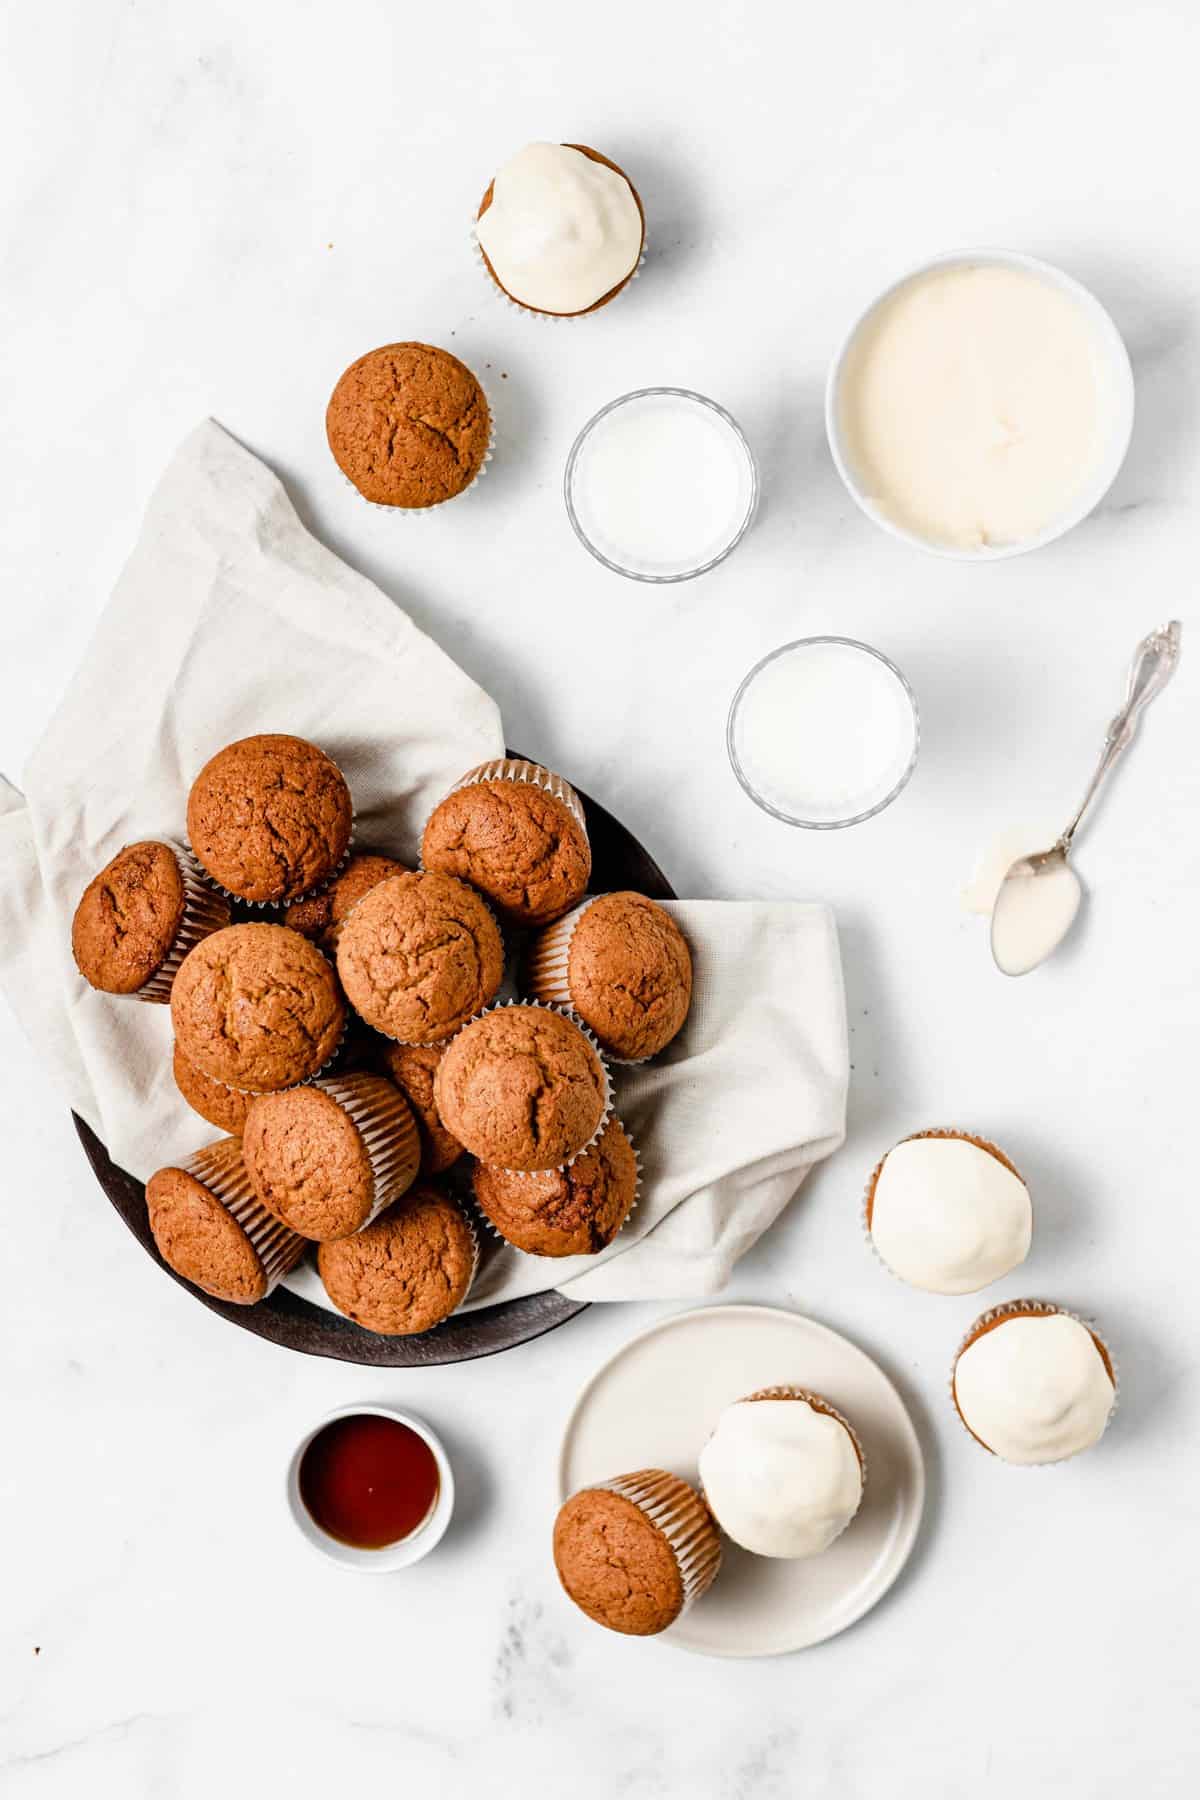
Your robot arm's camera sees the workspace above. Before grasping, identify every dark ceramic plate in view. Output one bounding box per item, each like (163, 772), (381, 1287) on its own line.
(76, 773), (673, 1366)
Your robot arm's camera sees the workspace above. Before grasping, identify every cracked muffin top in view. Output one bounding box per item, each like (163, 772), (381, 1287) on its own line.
(317, 1184), (476, 1335)
(186, 734), (353, 905)
(172, 1040), (254, 1133)
(560, 892), (692, 1061)
(283, 852), (408, 947)
(472, 1116), (636, 1255)
(72, 841), (187, 993)
(170, 922), (345, 1092)
(146, 1162), (269, 1305)
(326, 342), (491, 509)
(336, 870), (503, 1045)
(379, 1041), (465, 1175)
(434, 1004), (608, 1171)
(553, 1487), (685, 1636)
(421, 777), (591, 928)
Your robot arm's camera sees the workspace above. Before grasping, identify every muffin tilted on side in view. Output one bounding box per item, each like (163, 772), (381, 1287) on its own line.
(336, 870), (504, 1045)
(72, 840), (230, 1001)
(146, 1137), (306, 1305)
(317, 1184), (477, 1335)
(326, 342), (492, 510)
(422, 758), (591, 928)
(186, 734), (353, 906)
(553, 1471), (721, 1636)
(527, 891), (692, 1061)
(952, 1301), (1116, 1465)
(434, 1004), (609, 1172)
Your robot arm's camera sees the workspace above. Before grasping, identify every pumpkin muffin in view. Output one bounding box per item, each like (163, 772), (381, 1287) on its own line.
(283, 852), (408, 947)
(952, 1301), (1117, 1465)
(317, 1184), (477, 1334)
(865, 1128), (1032, 1295)
(146, 1137), (305, 1304)
(527, 892), (692, 1061)
(476, 143), (645, 318)
(473, 1116), (637, 1255)
(326, 342), (491, 509)
(243, 1073), (419, 1240)
(421, 758), (591, 928)
(336, 870), (503, 1045)
(698, 1388), (865, 1560)
(186, 734), (353, 906)
(172, 1041), (253, 1134)
(378, 1041), (465, 1174)
(71, 840), (230, 1001)
(170, 923), (345, 1093)
(553, 1472), (721, 1637)
(434, 1004), (609, 1171)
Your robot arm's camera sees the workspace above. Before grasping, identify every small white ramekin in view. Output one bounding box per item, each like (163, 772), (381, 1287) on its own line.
(825, 248), (1135, 563)
(286, 1404), (455, 1572)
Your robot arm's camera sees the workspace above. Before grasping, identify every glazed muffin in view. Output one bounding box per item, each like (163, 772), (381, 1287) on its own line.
(378, 1041), (464, 1175)
(952, 1301), (1117, 1465)
(326, 342), (491, 509)
(421, 758), (591, 928)
(71, 841), (230, 1001)
(146, 1137), (305, 1304)
(187, 734), (353, 905)
(434, 1005), (609, 1171)
(527, 892), (692, 1061)
(242, 1073), (420, 1240)
(472, 1116), (637, 1255)
(336, 871), (504, 1045)
(170, 923), (345, 1093)
(553, 1472), (720, 1636)
(283, 852), (408, 948)
(172, 1041), (253, 1134)
(317, 1184), (477, 1335)
(476, 142), (645, 318)
(698, 1388), (865, 1560)
(865, 1129), (1032, 1295)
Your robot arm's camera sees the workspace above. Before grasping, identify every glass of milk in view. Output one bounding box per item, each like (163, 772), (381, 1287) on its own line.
(727, 638), (920, 828)
(565, 388), (758, 581)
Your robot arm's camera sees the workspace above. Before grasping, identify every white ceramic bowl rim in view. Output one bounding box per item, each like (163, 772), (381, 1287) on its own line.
(824, 247), (1136, 563)
(286, 1402), (455, 1572)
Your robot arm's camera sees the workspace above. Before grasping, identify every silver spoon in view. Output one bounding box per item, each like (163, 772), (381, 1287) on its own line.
(991, 620), (1182, 976)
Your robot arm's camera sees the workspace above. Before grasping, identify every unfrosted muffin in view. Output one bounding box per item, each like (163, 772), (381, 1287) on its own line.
(434, 1005), (609, 1171)
(170, 923), (345, 1093)
(527, 892), (691, 1061)
(172, 1041), (253, 1134)
(378, 1041), (465, 1174)
(421, 759), (591, 928)
(336, 871), (504, 1045)
(326, 342), (491, 509)
(187, 734), (353, 905)
(243, 1073), (420, 1240)
(283, 852), (408, 947)
(866, 1129), (1032, 1294)
(317, 1185), (477, 1334)
(553, 1472), (720, 1636)
(698, 1388), (865, 1559)
(146, 1137), (305, 1304)
(952, 1301), (1116, 1465)
(476, 143), (645, 318)
(71, 841), (230, 1001)
(472, 1116), (637, 1255)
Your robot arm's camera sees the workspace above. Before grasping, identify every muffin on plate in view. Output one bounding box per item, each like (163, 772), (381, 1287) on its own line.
(698, 1388), (865, 1559)
(553, 1471), (720, 1636)
(952, 1301), (1117, 1465)
(186, 734), (353, 906)
(146, 1137), (305, 1305)
(378, 1041), (465, 1175)
(283, 852), (408, 948)
(317, 1184), (477, 1335)
(335, 871), (504, 1045)
(71, 841), (230, 1002)
(527, 892), (691, 1061)
(421, 758), (591, 928)
(243, 1072), (420, 1241)
(865, 1129), (1032, 1295)
(472, 1116), (637, 1255)
(171, 923), (345, 1093)
(434, 1004), (609, 1172)
(326, 342), (492, 510)
(476, 142), (645, 318)
(172, 1041), (253, 1134)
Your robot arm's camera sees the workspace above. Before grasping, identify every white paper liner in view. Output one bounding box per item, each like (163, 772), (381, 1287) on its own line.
(471, 217), (646, 322)
(134, 843), (232, 1003)
(334, 873), (505, 1046)
(442, 756), (589, 838)
(861, 1127), (1030, 1292)
(591, 1471), (721, 1615)
(949, 1299), (1120, 1466)
(179, 1136), (307, 1296)
(336, 373), (494, 516)
(298, 1071), (421, 1234)
(187, 811), (357, 912)
(737, 1386), (868, 1515)
(473, 1118), (640, 1256)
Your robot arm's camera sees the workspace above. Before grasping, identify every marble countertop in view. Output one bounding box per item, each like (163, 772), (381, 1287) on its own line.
(2, 2), (1198, 1795)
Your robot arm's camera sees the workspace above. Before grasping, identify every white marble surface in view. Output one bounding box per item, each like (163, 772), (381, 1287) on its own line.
(2, 2), (1198, 1794)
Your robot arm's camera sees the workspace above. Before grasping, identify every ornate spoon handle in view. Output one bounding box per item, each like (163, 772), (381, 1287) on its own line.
(1060, 620), (1181, 850)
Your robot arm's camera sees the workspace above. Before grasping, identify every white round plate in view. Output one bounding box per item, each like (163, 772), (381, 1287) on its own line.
(558, 1303), (925, 1656)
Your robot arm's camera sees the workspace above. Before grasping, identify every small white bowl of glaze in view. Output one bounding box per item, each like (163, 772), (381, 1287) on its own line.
(286, 1403), (454, 1572)
(825, 248), (1135, 562)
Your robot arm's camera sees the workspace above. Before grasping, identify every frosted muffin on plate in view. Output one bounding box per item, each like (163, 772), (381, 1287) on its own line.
(422, 758), (590, 928)
(472, 1116), (638, 1255)
(698, 1387), (865, 1559)
(317, 1185), (477, 1335)
(865, 1129), (1032, 1294)
(171, 923), (345, 1093)
(72, 841), (230, 1002)
(146, 1137), (305, 1305)
(335, 871), (504, 1045)
(952, 1300), (1116, 1464)
(186, 734), (353, 906)
(527, 892), (692, 1061)
(434, 1004), (609, 1171)
(553, 1471), (720, 1636)
(476, 143), (645, 318)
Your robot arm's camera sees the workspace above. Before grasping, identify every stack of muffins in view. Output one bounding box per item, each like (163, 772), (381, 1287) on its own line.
(71, 737), (693, 1336)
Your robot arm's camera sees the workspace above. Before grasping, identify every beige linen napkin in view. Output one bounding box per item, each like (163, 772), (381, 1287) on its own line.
(0, 420), (848, 1307)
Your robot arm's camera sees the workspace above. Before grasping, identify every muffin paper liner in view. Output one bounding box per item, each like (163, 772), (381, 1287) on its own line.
(949, 1298), (1120, 1466)
(471, 220), (646, 322)
(187, 813), (357, 912)
(862, 1127), (1030, 1291)
(474, 1120), (641, 1256)
(738, 1386), (868, 1511)
(305, 1071), (422, 1232)
(180, 1137), (306, 1295)
(442, 757), (589, 840)
(591, 1471), (721, 1615)
(337, 379), (494, 517)
(334, 876), (506, 1048)
(135, 844), (232, 1003)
